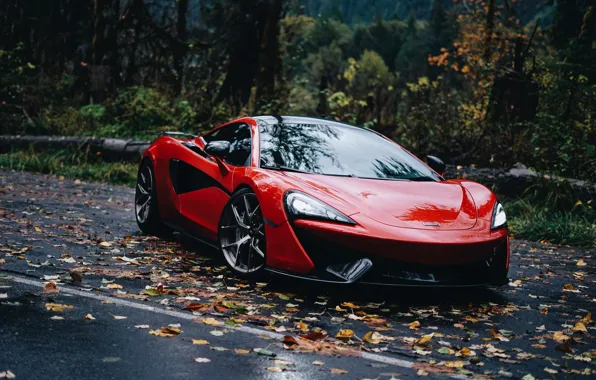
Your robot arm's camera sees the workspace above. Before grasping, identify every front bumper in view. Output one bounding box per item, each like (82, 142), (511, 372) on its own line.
(264, 217), (510, 287)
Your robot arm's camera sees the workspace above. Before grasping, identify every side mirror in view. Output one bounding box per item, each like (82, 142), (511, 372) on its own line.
(204, 140), (231, 158)
(427, 155), (446, 176)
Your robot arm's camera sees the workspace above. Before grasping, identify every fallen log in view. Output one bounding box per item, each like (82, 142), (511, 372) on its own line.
(0, 135), (151, 162)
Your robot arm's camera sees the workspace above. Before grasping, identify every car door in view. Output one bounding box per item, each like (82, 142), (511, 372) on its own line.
(175, 123), (252, 241)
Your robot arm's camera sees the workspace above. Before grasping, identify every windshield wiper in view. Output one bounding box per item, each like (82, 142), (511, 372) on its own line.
(260, 165), (311, 174)
(401, 177), (436, 182)
(261, 165), (358, 178)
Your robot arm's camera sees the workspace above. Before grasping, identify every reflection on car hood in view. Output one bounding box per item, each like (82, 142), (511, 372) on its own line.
(284, 173), (477, 230)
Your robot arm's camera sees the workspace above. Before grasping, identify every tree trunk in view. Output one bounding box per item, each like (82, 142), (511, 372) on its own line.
(174, 0), (189, 94)
(255, 0), (283, 111)
(483, 0), (496, 62)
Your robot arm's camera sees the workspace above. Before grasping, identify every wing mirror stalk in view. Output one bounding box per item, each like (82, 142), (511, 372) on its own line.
(205, 140), (232, 176)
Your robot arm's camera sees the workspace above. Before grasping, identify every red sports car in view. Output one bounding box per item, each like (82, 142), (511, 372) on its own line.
(135, 116), (509, 286)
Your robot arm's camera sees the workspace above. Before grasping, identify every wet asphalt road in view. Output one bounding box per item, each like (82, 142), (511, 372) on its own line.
(0, 170), (594, 380)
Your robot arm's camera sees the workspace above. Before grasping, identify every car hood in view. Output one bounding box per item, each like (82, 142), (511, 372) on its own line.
(285, 173), (477, 230)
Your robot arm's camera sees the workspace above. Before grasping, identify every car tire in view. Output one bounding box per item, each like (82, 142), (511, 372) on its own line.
(135, 158), (172, 237)
(218, 188), (266, 276)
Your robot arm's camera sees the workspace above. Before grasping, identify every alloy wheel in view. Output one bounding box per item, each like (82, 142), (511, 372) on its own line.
(220, 192), (266, 274)
(135, 165), (153, 224)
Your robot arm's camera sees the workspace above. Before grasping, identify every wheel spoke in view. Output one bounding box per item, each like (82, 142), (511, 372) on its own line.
(246, 244), (252, 271)
(222, 234), (250, 250)
(250, 204), (260, 219)
(137, 196), (151, 218)
(137, 183), (149, 195)
(251, 238), (265, 258)
(231, 205), (249, 229)
(243, 196), (252, 220)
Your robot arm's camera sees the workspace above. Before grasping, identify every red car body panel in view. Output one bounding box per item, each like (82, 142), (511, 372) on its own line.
(140, 116), (510, 286)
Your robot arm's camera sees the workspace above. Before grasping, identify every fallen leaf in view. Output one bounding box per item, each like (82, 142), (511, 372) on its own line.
(106, 283), (123, 289)
(312, 361), (325, 366)
(409, 321), (421, 330)
(135, 325), (150, 329)
(489, 328), (509, 342)
(581, 312), (591, 323)
(194, 358), (211, 363)
(150, 327), (181, 337)
(330, 368), (348, 374)
(201, 318), (224, 327)
(340, 302), (360, 309)
(234, 349), (250, 354)
(576, 259), (587, 266)
(552, 331), (570, 342)
(544, 367), (558, 374)
(44, 282), (59, 293)
(416, 333), (434, 346)
(112, 315), (127, 320)
(192, 339), (209, 345)
(254, 348), (276, 357)
(521, 374), (535, 380)
(85, 314), (95, 320)
(555, 342), (574, 353)
(266, 367), (284, 372)
(336, 329), (354, 340)
(444, 361), (465, 368)
(0, 370), (16, 379)
(298, 320), (308, 332)
(45, 303), (73, 312)
(210, 330), (224, 336)
(50, 316), (64, 320)
(572, 322), (587, 333)
(363, 331), (382, 344)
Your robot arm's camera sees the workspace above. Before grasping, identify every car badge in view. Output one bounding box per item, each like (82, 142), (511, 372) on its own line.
(423, 222), (441, 227)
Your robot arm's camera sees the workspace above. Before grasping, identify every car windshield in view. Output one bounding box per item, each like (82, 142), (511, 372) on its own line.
(259, 122), (441, 181)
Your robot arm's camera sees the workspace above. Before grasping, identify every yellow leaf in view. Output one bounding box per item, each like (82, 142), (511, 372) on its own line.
(340, 302), (360, 309)
(572, 322), (587, 333)
(85, 314), (96, 320)
(575, 200), (583, 207)
(335, 329), (354, 340)
(266, 367), (284, 372)
(581, 312), (591, 323)
(234, 349), (250, 354)
(552, 331), (570, 342)
(409, 321), (421, 330)
(363, 331), (382, 344)
(34, 227), (41, 232)
(298, 320), (308, 332)
(201, 318), (224, 326)
(106, 283), (123, 289)
(335, 306), (347, 312)
(576, 259), (587, 267)
(45, 303), (73, 312)
(192, 339), (209, 345)
(416, 333), (434, 346)
(444, 361), (465, 368)
(330, 368), (348, 374)
(150, 327), (181, 337)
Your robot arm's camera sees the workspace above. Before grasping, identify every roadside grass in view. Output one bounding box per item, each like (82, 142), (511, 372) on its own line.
(505, 199), (596, 249)
(1, 150), (594, 248)
(0, 150), (137, 187)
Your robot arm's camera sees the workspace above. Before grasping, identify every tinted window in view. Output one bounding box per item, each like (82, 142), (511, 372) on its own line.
(259, 123), (441, 181)
(203, 124), (252, 166)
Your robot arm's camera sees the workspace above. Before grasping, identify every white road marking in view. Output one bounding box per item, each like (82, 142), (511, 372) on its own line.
(4, 273), (474, 379)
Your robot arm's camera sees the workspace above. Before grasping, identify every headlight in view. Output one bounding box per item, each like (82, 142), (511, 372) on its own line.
(491, 201), (507, 230)
(285, 191), (355, 225)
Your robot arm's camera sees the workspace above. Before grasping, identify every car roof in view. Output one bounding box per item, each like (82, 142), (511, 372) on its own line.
(253, 115), (366, 131)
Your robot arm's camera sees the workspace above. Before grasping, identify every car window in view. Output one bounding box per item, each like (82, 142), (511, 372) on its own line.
(203, 123), (252, 166)
(259, 123), (441, 181)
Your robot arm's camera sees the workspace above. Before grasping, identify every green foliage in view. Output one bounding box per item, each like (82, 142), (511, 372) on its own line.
(506, 199), (595, 248)
(0, 150), (137, 187)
